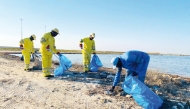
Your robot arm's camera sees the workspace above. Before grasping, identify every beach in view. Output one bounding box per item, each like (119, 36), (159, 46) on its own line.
(0, 52), (190, 109)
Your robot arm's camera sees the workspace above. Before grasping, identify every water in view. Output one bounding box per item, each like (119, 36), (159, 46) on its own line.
(10, 54), (190, 78)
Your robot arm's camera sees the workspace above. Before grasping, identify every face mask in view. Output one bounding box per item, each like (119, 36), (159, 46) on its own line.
(90, 37), (94, 40)
(30, 36), (34, 41)
(51, 31), (58, 37)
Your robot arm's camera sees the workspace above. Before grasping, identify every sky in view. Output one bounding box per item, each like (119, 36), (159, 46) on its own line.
(0, 0), (190, 55)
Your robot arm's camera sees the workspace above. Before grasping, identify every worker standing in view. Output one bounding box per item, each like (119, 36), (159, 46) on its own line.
(79, 33), (96, 73)
(19, 34), (36, 71)
(39, 28), (60, 77)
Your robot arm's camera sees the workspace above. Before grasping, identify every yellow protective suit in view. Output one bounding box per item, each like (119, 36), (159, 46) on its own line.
(80, 37), (95, 72)
(19, 38), (35, 70)
(40, 32), (58, 77)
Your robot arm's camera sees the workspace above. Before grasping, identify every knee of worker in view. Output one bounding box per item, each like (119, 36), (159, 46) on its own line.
(42, 54), (52, 60)
(24, 56), (31, 64)
(83, 54), (91, 60)
(83, 58), (90, 63)
(42, 58), (51, 68)
(42, 61), (48, 68)
(47, 61), (52, 68)
(137, 70), (147, 82)
(24, 59), (30, 65)
(138, 76), (146, 83)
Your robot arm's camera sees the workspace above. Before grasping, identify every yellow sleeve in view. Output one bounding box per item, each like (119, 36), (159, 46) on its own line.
(31, 42), (35, 53)
(53, 39), (58, 53)
(40, 33), (49, 47)
(92, 40), (96, 53)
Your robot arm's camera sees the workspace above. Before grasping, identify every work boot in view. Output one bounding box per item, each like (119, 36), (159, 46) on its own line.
(45, 75), (54, 79)
(45, 75), (54, 77)
(104, 90), (115, 95)
(24, 68), (31, 72)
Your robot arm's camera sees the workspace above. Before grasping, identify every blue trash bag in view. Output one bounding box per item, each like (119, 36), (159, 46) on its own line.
(122, 75), (163, 109)
(54, 54), (72, 76)
(90, 54), (103, 72)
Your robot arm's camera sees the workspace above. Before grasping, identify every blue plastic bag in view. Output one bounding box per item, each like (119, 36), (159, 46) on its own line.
(90, 54), (103, 72)
(54, 54), (72, 76)
(122, 75), (163, 109)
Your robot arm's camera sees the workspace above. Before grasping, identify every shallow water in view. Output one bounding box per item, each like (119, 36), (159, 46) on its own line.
(10, 54), (190, 78)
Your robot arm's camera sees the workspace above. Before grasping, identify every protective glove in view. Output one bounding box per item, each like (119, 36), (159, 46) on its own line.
(32, 52), (36, 56)
(46, 45), (50, 51)
(20, 45), (24, 49)
(109, 86), (115, 92)
(79, 44), (83, 49)
(57, 52), (61, 56)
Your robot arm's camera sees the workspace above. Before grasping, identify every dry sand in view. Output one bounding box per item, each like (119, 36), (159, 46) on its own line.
(0, 52), (190, 109)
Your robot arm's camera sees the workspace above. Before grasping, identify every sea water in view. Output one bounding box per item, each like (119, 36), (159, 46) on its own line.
(10, 54), (190, 78)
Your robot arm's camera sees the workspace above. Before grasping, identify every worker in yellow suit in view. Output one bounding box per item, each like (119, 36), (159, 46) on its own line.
(79, 33), (96, 72)
(19, 34), (36, 71)
(40, 28), (60, 77)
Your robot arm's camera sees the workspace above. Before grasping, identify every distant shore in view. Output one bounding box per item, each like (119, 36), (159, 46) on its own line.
(0, 46), (189, 56)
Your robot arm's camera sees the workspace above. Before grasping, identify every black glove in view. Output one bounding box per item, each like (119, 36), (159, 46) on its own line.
(20, 45), (24, 49)
(46, 45), (50, 51)
(79, 44), (83, 49)
(57, 52), (62, 56)
(109, 86), (115, 92)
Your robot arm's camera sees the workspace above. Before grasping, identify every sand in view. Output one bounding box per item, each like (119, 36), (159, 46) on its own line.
(0, 52), (190, 109)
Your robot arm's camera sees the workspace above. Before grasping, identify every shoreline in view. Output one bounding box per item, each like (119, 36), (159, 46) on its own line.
(2, 51), (190, 79)
(0, 48), (190, 56)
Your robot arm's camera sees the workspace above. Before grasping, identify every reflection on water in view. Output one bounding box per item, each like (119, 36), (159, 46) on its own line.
(10, 54), (190, 78)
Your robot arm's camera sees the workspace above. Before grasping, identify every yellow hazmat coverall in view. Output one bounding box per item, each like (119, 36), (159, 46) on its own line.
(40, 33), (58, 77)
(19, 38), (35, 70)
(80, 37), (95, 71)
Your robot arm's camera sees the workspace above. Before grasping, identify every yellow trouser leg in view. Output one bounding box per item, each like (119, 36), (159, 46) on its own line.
(23, 53), (30, 70)
(82, 51), (91, 72)
(42, 54), (52, 77)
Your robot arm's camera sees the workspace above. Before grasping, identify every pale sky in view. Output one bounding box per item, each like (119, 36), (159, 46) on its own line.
(0, 0), (190, 55)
